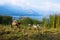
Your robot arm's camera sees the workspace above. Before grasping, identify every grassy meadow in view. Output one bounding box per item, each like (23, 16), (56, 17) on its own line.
(0, 15), (60, 40)
(0, 25), (60, 40)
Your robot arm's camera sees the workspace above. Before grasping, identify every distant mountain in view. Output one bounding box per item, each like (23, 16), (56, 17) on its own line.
(0, 5), (42, 16)
(0, 5), (53, 20)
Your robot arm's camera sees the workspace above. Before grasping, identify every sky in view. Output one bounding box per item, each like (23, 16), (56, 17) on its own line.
(0, 0), (60, 20)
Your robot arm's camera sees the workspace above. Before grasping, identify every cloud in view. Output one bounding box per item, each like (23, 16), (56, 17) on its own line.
(51, 4), (60, 12)
(0, 0), (60, 15)
(0, 0), (5, 5)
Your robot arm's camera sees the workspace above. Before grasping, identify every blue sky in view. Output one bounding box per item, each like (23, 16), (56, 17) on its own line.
(0, 0), (60, 20)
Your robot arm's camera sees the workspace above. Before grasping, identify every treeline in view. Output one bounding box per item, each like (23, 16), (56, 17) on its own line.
(41, 14), (60, 28)
(0, 15), (12, 25)
(0, 14), (60, 28)
(17, 14), (60, 28)
(17, 17), (40, 26)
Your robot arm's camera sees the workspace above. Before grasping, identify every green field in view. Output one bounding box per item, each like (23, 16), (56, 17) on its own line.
(0, 15), (60, 40)
(0, 25), (60, 40)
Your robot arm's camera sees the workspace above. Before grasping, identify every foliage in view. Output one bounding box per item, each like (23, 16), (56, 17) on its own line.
(17, 17), (40, 26)
(0, 15), (12, 25)
(41, 14), (60, 28)
(49, 15), (60, 28)
(1, 14), (60, 40)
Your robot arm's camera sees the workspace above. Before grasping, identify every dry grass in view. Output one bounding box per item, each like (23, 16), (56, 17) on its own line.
(0, 25), (60, 40)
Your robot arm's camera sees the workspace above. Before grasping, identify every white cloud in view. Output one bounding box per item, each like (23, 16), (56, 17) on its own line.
(0, 0), (5, 5)
(31, 2), (51, 11)
(30, 2), (60, 12)
(51, 4), (60, 12)
(0, 0), (60, 13)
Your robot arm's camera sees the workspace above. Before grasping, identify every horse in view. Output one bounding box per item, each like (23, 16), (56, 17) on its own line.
(11, 20), (21, 28)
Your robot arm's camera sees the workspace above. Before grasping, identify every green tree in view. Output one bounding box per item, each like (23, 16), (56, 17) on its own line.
(0, 15), (12, 25)
(42, 17), (48, 28)
(18, 17), (33, 26)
